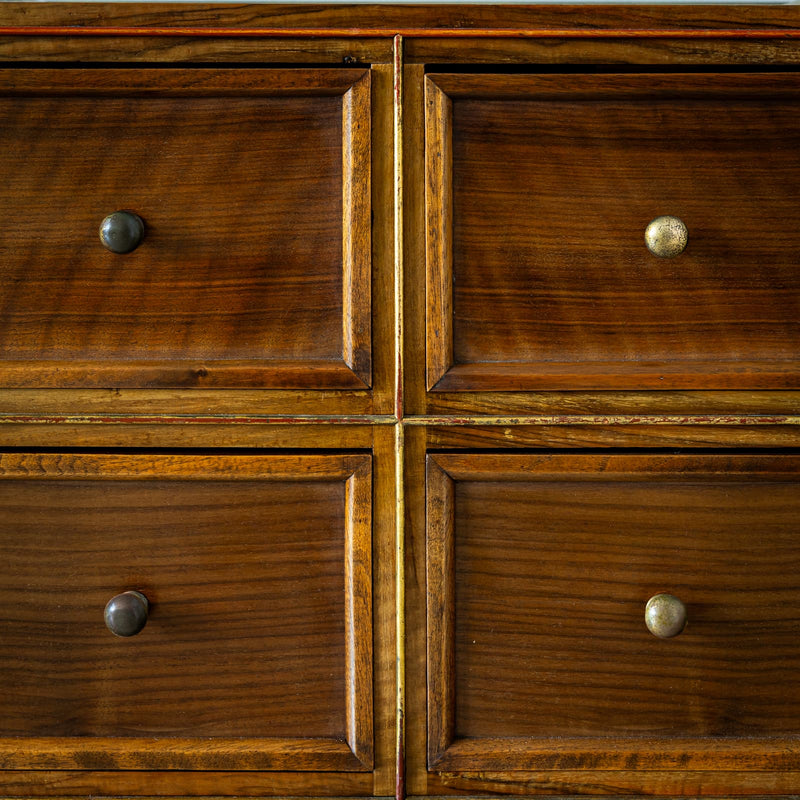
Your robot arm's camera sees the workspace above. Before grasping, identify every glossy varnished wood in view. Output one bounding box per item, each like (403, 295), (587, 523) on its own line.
(432, 771), (800, 796)
(0, 56), (395, 416)
(1, 6), (799, 799)
(0, 423), (397, 799)
(405, 62), (800, 417)
(4, 5), (800, 68)
(0, 774), (375, 797)
(421, 389), (800, 417)
(0, 68), (370, 391)
(426, 453), (800, 780)
(406, 432), (800, 797)
(426, 72), (800, 392)
(423, 419), (800, 449)
(2, 4), (800, 33)
(0, 453), (372, 772)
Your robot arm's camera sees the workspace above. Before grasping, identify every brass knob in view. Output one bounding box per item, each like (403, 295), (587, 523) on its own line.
(645, 593), (687, 639)
(99, 211), (145, 254)
(104, 590), (149, 637)
(645, 215), (688, 258)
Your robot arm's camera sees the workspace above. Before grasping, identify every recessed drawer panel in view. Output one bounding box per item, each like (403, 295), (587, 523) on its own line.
(426, 453), (800, 776)
(0, 69), (370, 389)
(0, 453), (372, 772)
(425, 73), (800, 391)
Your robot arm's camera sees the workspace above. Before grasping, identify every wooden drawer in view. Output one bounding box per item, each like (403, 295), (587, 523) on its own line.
(425, 452), (800, 792)
(425, 73), (800, 392)
(0, 68), (370, 390)
(0, 452), (372, 773)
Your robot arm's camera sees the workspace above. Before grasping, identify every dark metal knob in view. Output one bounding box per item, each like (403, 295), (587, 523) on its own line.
(645, 592), (687, 639)
(99, 211), (145, 254)
(104, 590), (149, 637)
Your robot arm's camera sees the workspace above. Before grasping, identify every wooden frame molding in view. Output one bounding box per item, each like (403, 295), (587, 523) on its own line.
(424, 72), (800, 393)
(1, 3), (800, 39)
(344, 455), (375, 769)
(0, 452), (373, 772)
(424, 455), (456, 765)
(424, 77), (453, 391)
(426, 452), (800, 777)
(0, 68), (371, 391)
(343, 70), (373, 387)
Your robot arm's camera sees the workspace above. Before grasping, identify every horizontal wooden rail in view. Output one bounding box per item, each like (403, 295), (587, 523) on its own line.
(1, 26), (800, 39)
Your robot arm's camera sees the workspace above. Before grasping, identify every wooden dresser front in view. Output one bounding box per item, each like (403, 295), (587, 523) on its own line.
(0, 5), (799, 800)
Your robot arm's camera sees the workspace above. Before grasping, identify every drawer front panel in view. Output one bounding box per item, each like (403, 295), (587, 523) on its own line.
(0, 69), (371, 389)
(426, 453), (800, 774)
(425, 73), (800, 391)
(0, 453), (372, 771)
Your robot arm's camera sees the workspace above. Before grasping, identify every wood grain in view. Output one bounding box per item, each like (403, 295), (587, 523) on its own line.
(0, 7), (799, 797)
(424, 77), (453, 390)
(0, 421), (378, 449)
(370, 425), (399, 796)
(402, 63), (428, 417)
(370, 63), (399, 417)
(342, 71), (372, 387)
(0, 388), (377, 417)
(432, 769), (800, 796)
(0, 771), (374, 797)
(407, 37), (800, 66)
(0, 453), (372, 772)
(0, 68), (370, 390)
(1, 4), (799, 33)
(402, 424), (431, 796)
(426, 72), (800, 392)
(424, 389), (800, 417)
(0, 35), (391, 64)
(426, 453), (800, 775)
(424, 457), (455, 766)
(345, 457), (375, 769)
(424, 421), (800, 450)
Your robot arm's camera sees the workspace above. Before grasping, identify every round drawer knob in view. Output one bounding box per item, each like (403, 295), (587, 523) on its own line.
(104, 590), (149, 637)
(99, 211), (145, 254)
(645, 593), (687, 639)
(645, 215), (688, 258)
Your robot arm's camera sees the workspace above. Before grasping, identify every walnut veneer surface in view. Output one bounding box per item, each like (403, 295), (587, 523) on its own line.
(0, 5), (799, 800)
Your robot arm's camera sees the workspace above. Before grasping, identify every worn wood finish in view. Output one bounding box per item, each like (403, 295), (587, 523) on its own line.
(431, 772), (800, 796)
(0, 68), (370, 391)
(0, 389), (378, 417)
(403, 425), (431, 797)
(424, 78), (453, 392)
(343, 72), (372, 385)
(2, 4), (800, 33)
(423, 390), (800, 417)
(0, 453), (372, 773)
(371, 63), (398, 417)
(426, 453), (800, 783)
(425, 72), (800, 393)
(0, 772), (375, 797)
(403, 63), (428, 418)
(0, 36), (391, 63)
(345, 456), (374, 769)
(0, 421), (380, 449)
(6, 6), (800, 67)
(2, 37), (799, 68)
(371, 425), (399, 797)
(406, 37), (800, 65)
(424, 421), (800, 450)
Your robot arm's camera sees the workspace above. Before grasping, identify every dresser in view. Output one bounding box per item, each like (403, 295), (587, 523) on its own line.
(0, 5), (799, 800)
